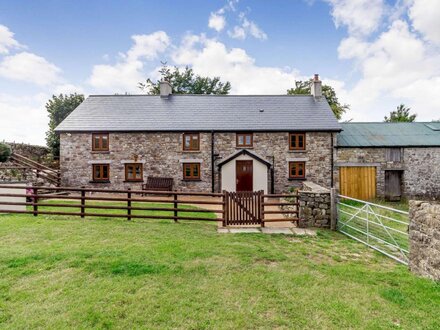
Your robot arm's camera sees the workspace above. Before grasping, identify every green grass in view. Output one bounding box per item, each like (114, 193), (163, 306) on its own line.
(0, 203), (439, 329)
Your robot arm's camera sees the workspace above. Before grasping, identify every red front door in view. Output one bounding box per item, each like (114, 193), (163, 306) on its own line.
(236, 160), (253, 192)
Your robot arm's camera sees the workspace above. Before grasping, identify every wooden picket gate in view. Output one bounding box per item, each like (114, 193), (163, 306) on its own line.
(223, 191), (263, 226)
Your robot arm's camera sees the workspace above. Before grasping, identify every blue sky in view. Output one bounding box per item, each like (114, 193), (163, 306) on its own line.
(1, 0), (439, 144)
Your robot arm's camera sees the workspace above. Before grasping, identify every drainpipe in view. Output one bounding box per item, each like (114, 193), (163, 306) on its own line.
(211, 131), (215, 193)
(270, 156), (275, 194)
(331, 132), (334, 188)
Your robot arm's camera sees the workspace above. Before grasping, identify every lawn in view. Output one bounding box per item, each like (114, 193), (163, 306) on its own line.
(0, 205), (439, 329)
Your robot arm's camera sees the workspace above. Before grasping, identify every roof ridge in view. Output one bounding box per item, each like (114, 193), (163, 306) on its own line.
(88, 94), (313, 98)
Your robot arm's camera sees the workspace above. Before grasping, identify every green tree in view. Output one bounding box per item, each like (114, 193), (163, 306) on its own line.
(384, 104), (417, 122)
(0, 143), (11, 162)
(287, 80), (349, 120)
(139, 64), (231, 95)
(45, 93), (84, 157)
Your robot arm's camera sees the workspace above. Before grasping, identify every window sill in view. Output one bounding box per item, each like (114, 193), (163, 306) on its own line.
(288, 149), (307, 153)
(181, 150), (202, 153)
(89, 180), (111, 184)
(91, 151), (110, 154)
(123, 180), (143, 183)
(288, 178), (306, 181)
(235, 146), (253, 149)
(182, 179), (202, 182)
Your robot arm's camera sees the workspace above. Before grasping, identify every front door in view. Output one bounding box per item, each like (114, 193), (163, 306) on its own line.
(236, 160), (253, 191)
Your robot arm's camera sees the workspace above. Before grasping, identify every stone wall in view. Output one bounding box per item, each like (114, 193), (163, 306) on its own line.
(298, 182), (331, 228)
(403, 148), (440, 199)
(5, 142), (51, 163)
(60, 131), (334, 193)
(409, 200), (440, 281)
(335, 147), (440, 199)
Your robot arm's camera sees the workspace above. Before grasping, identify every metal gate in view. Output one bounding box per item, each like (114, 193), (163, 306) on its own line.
(337, 194), (409, 264)
(224, 191), (263, 226)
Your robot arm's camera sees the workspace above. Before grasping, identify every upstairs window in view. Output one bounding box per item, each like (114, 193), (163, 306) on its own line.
(93, 164), (110, 181)
(125, 163), (143, 182)
(289, 133), (306, 150)
(236, 133), (253, 148)
(289, 161), (306, 179)
(183, 163), (200, 180)
(385, 148), (401, 162)
(92, 133), (109, 151)
(183, 133), (200, 151)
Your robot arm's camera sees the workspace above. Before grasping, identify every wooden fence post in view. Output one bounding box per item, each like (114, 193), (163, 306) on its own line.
(222, 190), (227, 227)
(260, 191), (265, 228)
(127, 188), (132, 221)
(174, 193), (178, 222)
(33, 187), (38, 217)
(330, 187), (337, 231)
(80, 186), (85, 219)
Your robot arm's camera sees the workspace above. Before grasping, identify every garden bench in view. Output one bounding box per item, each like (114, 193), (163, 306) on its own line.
(142, 176), (174, 192)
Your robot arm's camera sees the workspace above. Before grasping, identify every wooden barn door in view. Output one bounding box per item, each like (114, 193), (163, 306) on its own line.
(385, 170), (402, 201)
(339, 166), (377, 200)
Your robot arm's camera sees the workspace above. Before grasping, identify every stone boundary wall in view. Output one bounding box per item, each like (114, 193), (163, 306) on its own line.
(409, 200), (440, 281)
(288, 182), (332, 228)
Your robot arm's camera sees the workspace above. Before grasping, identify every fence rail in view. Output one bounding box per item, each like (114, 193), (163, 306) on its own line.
(0, 185), (300, 226)
(337, 194), (409, 265)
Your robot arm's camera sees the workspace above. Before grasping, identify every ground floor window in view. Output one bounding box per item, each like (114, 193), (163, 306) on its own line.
(93, 164), (110, 181)
(125, 163), (143, 182)
(183, 163), (200, 180)
(289, 161), (305, 179)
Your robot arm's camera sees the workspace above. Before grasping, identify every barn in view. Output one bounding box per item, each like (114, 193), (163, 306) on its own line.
(335, 122), (440, 201)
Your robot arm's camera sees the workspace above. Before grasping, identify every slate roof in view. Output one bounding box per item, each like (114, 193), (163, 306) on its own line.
(55, 94), (341, 132)
(338, 122), (440, 147)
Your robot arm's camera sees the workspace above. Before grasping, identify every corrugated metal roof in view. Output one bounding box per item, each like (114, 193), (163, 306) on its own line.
(55, 94), (341, 132)
(338, 122), (440, 147)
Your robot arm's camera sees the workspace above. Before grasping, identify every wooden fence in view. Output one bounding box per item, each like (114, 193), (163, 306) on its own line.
(0, 185), (299, 226)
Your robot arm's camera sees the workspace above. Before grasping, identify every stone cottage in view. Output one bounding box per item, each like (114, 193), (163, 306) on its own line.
(55, 75), (341, 193)
(335, 122), (440, 200)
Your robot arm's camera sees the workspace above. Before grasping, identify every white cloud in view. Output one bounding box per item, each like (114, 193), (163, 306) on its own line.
(0, 51), (62, 86)
(325, 0), (385, 36)
(172, 35), (302, 94)
(208, 12), (226, 32)
(409, 0), (440, 45)
(0, 24), (23, 54)
(229, 13), (267, 40)
(0, 93), (49, 145)
(88, 31), (170, 93)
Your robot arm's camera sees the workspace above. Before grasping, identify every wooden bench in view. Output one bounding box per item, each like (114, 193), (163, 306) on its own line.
(142, 176), (174, 192)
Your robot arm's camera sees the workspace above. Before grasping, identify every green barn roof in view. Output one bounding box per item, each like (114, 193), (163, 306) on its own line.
(338, 122), (440, 147)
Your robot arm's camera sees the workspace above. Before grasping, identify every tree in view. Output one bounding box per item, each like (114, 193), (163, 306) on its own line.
(0, 143), (11, 162)
(384, 104), (417, 122)
(139, 64), (231, 95)
(287, 80), (349, 120)
(46, 93), (84, 157)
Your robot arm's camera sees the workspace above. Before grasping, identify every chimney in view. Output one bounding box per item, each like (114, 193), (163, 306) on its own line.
(159, 80), (172, 98)
(310, 74), (322, 98)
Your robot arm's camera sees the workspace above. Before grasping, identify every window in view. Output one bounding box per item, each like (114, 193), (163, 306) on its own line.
(183, 133), (200, 151)
(183, 163), (200, 180)
(236, 133), (253, 148)
(289, 133), (306, 150)
(125, 163), (143, 182)
(92, 133), (109, 151)
(92, 164), (110, 181)
(289, 161), (306, 179)
(386, 148), (401, 162)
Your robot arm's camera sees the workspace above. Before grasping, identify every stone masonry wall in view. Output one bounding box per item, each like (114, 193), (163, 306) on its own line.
(214, 132), (334, 193)
(60, 131), (334, 193)
(60, 132), (212, 192)
(409, 200), (440, 281)
(335, 147), (440, 199)
(404, 148), (440, 199)
(298, 182), (331, 228)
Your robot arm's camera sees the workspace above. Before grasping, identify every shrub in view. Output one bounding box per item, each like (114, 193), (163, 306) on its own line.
(0, 143), (12, 162)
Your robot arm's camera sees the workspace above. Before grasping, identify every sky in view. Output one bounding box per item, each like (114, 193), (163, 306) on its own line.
(0, 0), (439, 145)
